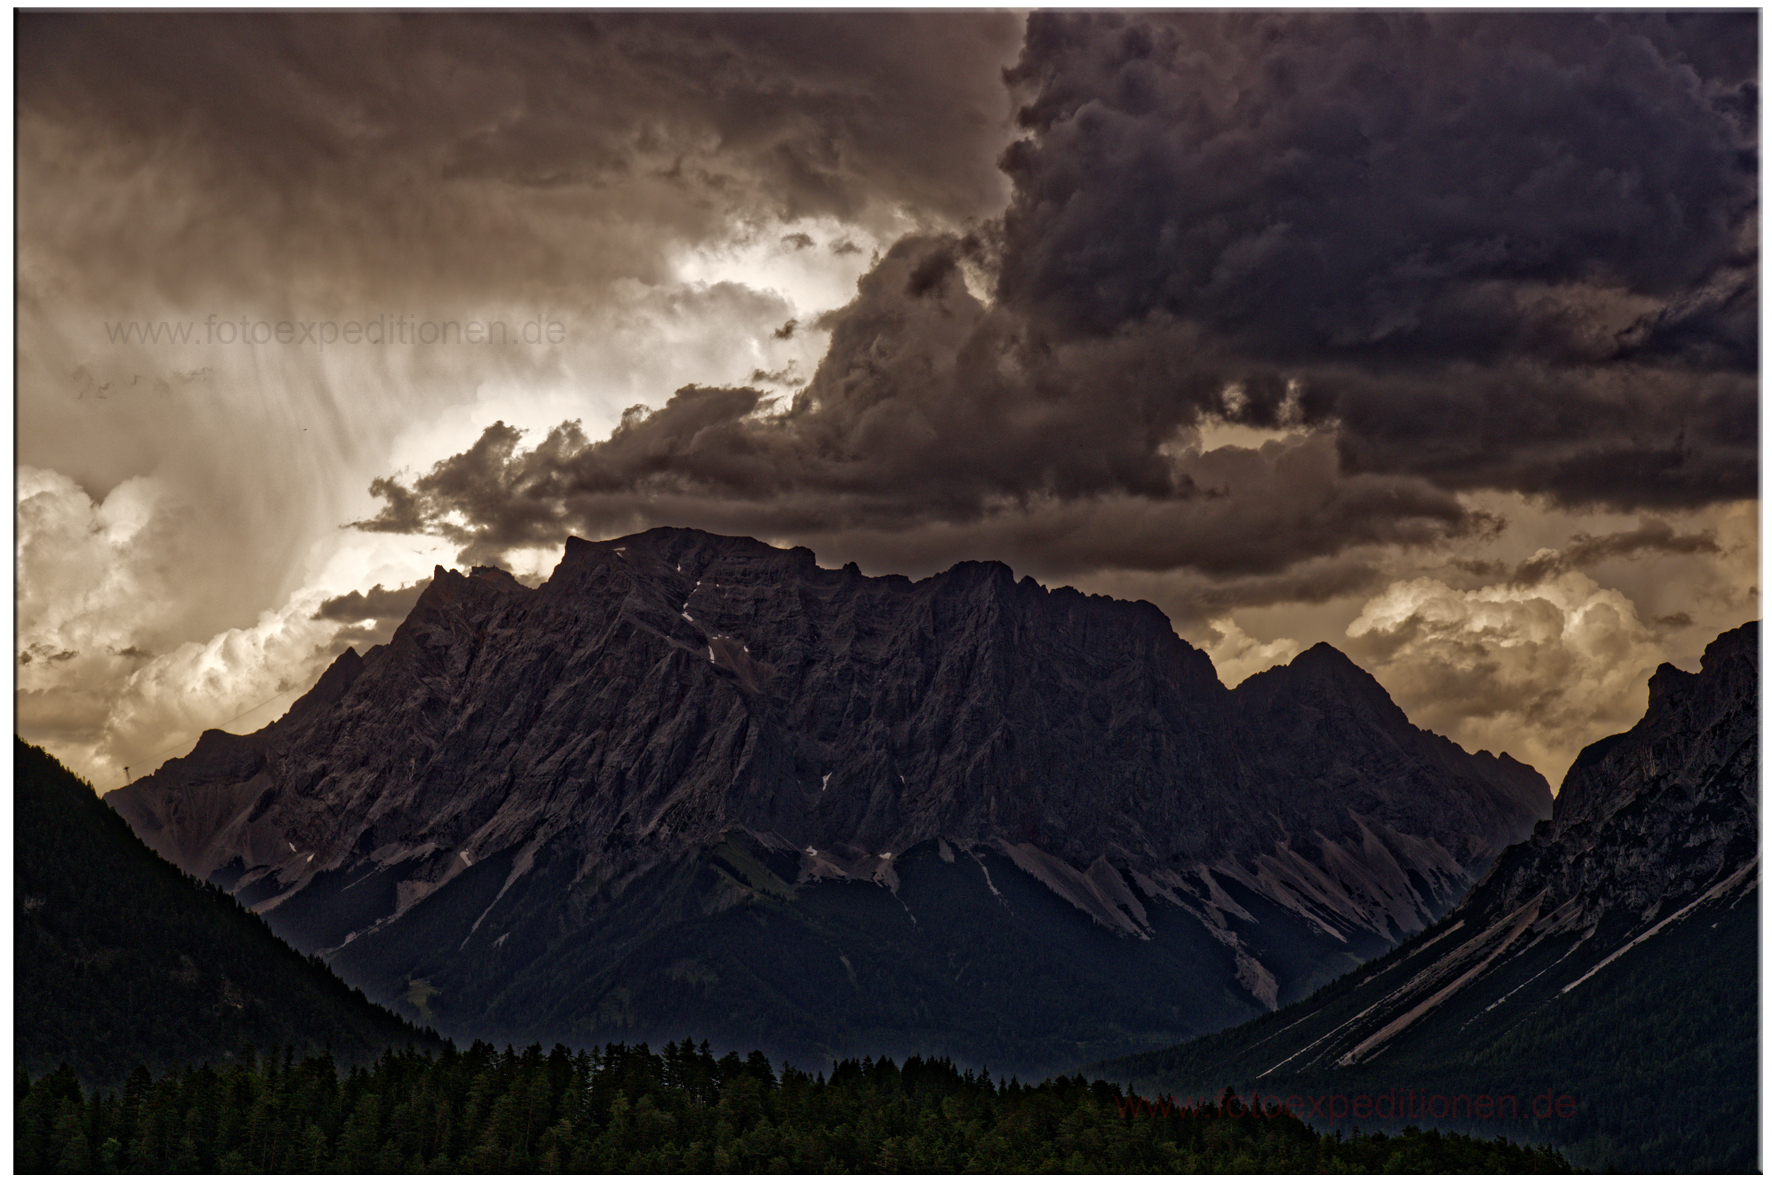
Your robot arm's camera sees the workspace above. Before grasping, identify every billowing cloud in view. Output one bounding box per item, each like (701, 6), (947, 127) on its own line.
(19, 12), (1031, 787)
(18, 469), (163, 763)
(353, 13), (1755, 586)
(17, 13), (1759, 793)
(1343, 569), (1674, 787)
(100, 590), (347, 791)
(996, 12), (1757, 511)
(1198, 618), (1302, 689)
(1001, 14), (1755, 350)
(36, 555), (455, 794)
(16, 467), (319, 786)
(18, 468), (165, 658)
(16, 464), (460, 789)
(354, 236), (1496, 579)
(17, 11), (1024, 579)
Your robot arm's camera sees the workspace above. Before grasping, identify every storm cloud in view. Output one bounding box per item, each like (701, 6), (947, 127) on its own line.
(996, 12), (1756, 510)
(17, 12), (1759, 790)
(1508, 518), (1722, 586)
(19, 12), (1020, 284)
(1343, 569), (1672, 784)
(357, 12), (1757, 585)
(313, 580), (432, 624)
(354, 235), (1494, 579)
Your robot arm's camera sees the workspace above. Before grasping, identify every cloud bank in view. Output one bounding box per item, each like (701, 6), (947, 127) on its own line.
(17, 12), (1758, 791)
(358, 13), (1756, 584)
(1344, 569), (1670, 785)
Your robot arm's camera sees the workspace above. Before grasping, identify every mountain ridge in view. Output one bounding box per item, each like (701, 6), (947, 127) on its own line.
(1095, 621), (1759, 1172)
(111, 526), (1552, 1074)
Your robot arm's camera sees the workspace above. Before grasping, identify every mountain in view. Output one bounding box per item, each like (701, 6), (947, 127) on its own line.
(1098, 622), (1759, 1172)
(110, 527), (1549, 1077)
(15, 739), (442, 1089)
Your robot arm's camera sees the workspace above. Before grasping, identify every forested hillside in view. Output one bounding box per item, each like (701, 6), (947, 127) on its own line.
(15, 739), (439, 1089)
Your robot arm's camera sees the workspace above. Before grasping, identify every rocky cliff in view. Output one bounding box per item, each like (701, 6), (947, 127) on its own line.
(1101, 622), (1759, 1171)
(111, 527), (1550, 1074)
(1462, 620), (1758, 949)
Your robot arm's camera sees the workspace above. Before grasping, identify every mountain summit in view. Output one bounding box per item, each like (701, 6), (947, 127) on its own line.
(111, 527), (1549, 1075)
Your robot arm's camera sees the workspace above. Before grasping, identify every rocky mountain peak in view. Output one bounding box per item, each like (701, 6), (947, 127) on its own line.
(1550, 620), (1756, 838)
(1465, 621), (1757, 936)
(1102, 623), (1758, 1174)
(1234, 640), (1405, 718)
(110, 527), (1554, 1066)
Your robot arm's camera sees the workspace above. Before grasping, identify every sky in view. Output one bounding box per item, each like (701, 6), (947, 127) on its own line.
(16, 11), (1760, 795)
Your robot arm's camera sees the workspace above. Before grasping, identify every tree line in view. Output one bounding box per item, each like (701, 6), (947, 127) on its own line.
(17, 1038), (1572, 1173)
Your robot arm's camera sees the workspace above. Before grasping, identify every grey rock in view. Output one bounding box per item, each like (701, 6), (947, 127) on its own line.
(1107, 621), (1759, 1085)
(111, 527), (1552, 1064)
(1460, 619), (1759, 948)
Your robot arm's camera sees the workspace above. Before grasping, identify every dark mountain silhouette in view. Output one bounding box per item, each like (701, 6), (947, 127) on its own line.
(111, 527), (1549, 1077)
(1099, 622), (1759, 1172)
(15, 739), (441, 1089)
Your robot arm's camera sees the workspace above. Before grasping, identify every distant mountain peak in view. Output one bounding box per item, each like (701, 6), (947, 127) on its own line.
(1232, 637), (1409, 726)
(1288, 640), (1390, 685)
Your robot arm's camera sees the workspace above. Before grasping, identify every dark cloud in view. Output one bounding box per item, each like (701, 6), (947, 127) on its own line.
(1000, 12), (1754, 355)
(1585, 518), (1722, 563)
(346, 13), (1757, 586)
(748, 364), (803, 387)
(19, 646), (79, 666)
(1447, 557), (1510, 581)
(307, 580), (437, 662)
(1510, 518), (1721, 585)
(996, 12), (1758, 510)
(904, 245), (962, 298)
(18, 11), (1021, 305)
(312, 580), (432, 624)
(354, 235), (1492, 580)
(323, 622), (401, 657)
(26, 12), (1758, 791)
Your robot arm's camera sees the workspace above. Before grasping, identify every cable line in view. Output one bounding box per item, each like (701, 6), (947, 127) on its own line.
(119, 682), (306, 789)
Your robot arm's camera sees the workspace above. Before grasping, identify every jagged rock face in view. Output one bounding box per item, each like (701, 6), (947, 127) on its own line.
(1108, 622), (1759, 1088)
(110, 527), (1550, 1071)
(1468, 621), (1759, 937)
(1368, 619), (1761, 1059)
